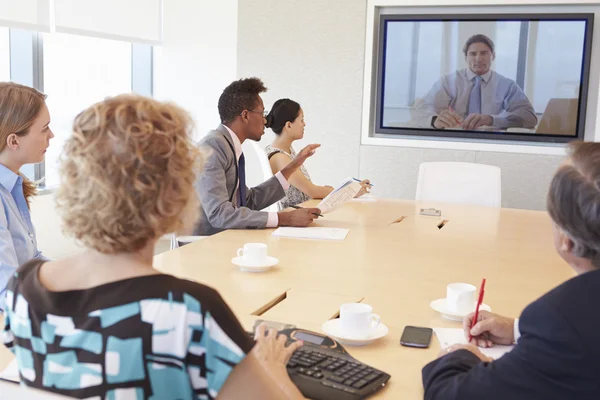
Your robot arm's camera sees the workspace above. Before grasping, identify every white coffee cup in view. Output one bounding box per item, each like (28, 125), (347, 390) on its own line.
(339, 303), (381, 338)
(237, 243), (268, 265)
(446, 283), (476, 314)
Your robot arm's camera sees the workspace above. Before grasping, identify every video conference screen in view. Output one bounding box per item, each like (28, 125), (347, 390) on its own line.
(376, 14), (593, 143)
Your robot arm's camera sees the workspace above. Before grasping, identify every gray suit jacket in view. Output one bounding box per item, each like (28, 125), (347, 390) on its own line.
(193, 125), (285, 236)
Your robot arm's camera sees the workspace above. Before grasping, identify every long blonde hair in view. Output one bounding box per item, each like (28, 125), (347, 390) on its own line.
(0, 82), (47, 208)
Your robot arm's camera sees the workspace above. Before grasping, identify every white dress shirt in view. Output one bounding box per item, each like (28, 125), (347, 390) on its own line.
(419, 68), (538, 129)
(0, 164), (44, 311)
(223, 126), (289, 227)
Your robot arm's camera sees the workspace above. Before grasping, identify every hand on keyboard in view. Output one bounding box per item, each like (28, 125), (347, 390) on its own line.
(253, 324), (304, 371)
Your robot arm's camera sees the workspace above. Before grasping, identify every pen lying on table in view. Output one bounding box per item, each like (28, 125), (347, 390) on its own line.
(289, 205), (324, 218)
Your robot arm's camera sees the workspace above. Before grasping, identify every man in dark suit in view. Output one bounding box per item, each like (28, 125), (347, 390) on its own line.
(194, 77), (321, 236)
(422, 141), (600, 400)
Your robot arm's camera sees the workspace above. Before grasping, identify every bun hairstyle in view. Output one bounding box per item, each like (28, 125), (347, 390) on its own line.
(265, 98), (301, 135)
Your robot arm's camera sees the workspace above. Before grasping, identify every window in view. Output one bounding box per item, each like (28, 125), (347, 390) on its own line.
(493, 21), (521, 82)
(527, 21), (586, 113)
(41, 33), (151, 188)
(0, 29), (152, 186)
(0, 28), (9, 82)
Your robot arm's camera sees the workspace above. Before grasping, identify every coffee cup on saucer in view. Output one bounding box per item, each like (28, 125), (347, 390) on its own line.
(321, 303), (389, 345)
(430, 283), (491, 321)
(232, 243), (278, 272)
(237, 243), (268, 265)
(339, 303), (381, 338)
(445, 283), (476, 314)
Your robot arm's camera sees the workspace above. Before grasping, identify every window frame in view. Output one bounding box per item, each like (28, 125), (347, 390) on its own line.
(7, 29), (153, 187)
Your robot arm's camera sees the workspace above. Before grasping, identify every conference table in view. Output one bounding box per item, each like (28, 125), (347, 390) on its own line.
(0, 198), (574, 399)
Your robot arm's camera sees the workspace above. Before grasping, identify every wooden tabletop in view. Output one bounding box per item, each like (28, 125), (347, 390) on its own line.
(1, 198), (574, 398)
(153, 198), (574, 398)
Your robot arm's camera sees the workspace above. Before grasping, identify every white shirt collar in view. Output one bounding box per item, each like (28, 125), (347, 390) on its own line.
(223, 125), (242, 161)
(466, 68), (492, 83)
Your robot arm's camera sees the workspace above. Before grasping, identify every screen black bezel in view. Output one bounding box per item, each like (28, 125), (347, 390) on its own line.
(375, 13), (594, 144)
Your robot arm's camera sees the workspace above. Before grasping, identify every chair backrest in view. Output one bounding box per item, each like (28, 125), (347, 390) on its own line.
(535, 98), (578, 135)
(415, 162), (501, 208)
(169, 234), (207, 250)
(242, 140), (278, 212)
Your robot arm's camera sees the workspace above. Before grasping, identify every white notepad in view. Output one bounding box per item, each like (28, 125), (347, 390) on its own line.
(272, 227), (350, 241)
(433, 328), (515, 360)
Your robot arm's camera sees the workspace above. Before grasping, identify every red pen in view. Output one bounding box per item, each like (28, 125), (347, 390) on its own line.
(468, 278), (486, 342)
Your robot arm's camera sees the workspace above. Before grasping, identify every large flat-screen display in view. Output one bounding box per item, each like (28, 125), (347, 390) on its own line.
(376, 13), (594, 143)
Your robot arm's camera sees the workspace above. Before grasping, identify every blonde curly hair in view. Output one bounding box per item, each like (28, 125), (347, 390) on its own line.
(56, 94), (201, 254)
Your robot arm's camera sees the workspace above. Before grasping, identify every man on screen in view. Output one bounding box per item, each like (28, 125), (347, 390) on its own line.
(420, 34), (537, 130)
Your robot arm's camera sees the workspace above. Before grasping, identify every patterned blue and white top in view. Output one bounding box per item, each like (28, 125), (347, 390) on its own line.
(1, 259), (254, 399)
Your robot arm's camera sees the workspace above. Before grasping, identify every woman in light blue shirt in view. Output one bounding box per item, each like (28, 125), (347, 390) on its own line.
(0, 82), (53, 310)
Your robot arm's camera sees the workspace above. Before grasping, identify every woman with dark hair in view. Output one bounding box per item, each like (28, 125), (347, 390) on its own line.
(422, 141), (600, 400)
(265, 99), (369, 209)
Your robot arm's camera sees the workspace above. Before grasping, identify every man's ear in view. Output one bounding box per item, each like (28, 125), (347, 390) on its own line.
(559, 230), (575, 254)
(6, 133), (19, 151)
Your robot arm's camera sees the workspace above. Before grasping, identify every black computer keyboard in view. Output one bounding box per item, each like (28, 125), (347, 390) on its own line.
(247, 331), (390, 399)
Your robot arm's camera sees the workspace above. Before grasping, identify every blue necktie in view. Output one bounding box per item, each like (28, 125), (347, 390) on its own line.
(467, 76), (482, 115)
(238, 153), (247, 207)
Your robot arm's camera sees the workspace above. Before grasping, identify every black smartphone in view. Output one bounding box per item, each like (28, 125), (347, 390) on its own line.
(400, 326), (433, 348)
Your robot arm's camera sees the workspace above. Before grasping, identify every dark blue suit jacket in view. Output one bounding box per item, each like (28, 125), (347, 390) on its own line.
(422, 269), (600, 400)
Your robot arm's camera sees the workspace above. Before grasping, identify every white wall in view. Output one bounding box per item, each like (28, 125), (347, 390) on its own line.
(30, 192), (83, 259)
(238, 0), (366, 187)
(153, 0), (238, 140)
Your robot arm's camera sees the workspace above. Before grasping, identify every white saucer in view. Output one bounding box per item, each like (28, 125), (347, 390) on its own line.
(231, 256), (279, 272)
(430, 298), (491, 321)
(321, 319), (388, 346)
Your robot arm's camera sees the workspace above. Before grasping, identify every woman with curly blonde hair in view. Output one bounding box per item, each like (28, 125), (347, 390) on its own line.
(1, 95), (306, 399)
(0, 82), (53, 312)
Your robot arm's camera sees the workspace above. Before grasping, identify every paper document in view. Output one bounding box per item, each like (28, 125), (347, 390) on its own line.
(272, 227), (350, 241)
(433, 328), (514, 360)
(317, 178), (361, 213)
(0, 359), (19, 382)
(350, 193), (377, 203)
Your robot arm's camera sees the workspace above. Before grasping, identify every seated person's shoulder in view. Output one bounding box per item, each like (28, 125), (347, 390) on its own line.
(198, 131), (231, 162)
(535, 269), (600, 312)
(268, 150), (292, 169)
(166, 276), (224, 306)
(520, 269), (600, 344)
(269, 151), (292, 162)
(436, 69), (464, 87)
(199, 130), (226, 148)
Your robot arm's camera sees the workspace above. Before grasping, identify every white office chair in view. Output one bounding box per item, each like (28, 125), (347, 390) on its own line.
(170, 233), (207, 250)
(415, 162), (501, 208)
(242, 140), (278, 212)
